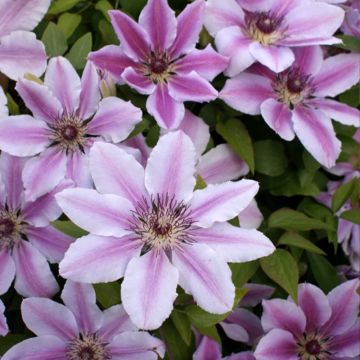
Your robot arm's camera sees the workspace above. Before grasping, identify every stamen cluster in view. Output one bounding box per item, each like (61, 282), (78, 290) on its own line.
(297, 332), (331, 360)
(142, 51), (174, 84)
(0, 208), (23, 251)
(66, 333), (110, 360)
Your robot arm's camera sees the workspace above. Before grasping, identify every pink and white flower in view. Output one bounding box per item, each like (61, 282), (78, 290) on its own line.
(0, 153), (74, 299)
(205, 0), (344, 74)
(56, 131), (275, 330)
(0, 57), (142, 200)
(255, 280), (360, 360)
(2, 280), (165, 360)
(220, 47), (360, 168)
(0, 0), (50, 80)
(89, 0), (228, 129)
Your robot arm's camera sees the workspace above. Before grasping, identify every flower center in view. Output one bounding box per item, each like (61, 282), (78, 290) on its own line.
(131, 194), (194, 256)
(298, 332), (330, 360)
(246, 11), (283, 45)
(67, 333), (110, 360)
(143, 51), (173, 84)
(0, 209), (23, 251)
(0, 218), (14, 237)
(305, 339), (321, 355)
(62, 125), (79, 141)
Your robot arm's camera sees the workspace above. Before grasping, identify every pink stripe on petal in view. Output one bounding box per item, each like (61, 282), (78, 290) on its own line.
(220, 73), (273, 115)
(15, 79), (62, 124)
(260, 98), (295, 141)
(193, 222), (274, 262)
(13, 241), (59, 297)
(0, 249), (15, 294)
(173, 243), (235, 314)
(66, 150), (92, 188)
(55, 188), (134, 237)
(109, 10), (150, 61)
(90, 142), (146, 205)
(292, 105), (341, 168)
(23, 147), (67, 202)
(168, 71), (218, 103)
(44, 57), (81, 114)
(0, 31), (47, 80)
(169, 0), (205, 58)
(60, 234), (141, 283)
(61, 281), (103, 335)
(146, 83), (185, 129)
(190, 179), (259, 228)
(22, 297), (78, 340)
(87, 96), (142, 143)
(122, 250), (179, 330)
(145, 131), (196, 202)
(122, 67), (156, 95)
(138, 0), (177, 52)
(0, 115), (50, 157)
(292, 46), (323, 77)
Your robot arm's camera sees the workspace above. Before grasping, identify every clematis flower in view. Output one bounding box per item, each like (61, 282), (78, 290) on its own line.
(0, 0), (50, 80)
(220, 47), (360, 168)
(88, 0), (228, 129)
(0, 56), (142, 201)
(2, 280), (165, 360)
(56, 131), (275, 330)
(204, 0), (344, 75)
(0, 153), (74, 298)
(254, 280), (360, 360)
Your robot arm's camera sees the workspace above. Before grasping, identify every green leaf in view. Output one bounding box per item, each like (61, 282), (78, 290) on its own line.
(6, 93), (19, 115)
(99, 18), (118, 44)
(51, 220), (88, 238)
(0, 334), (28, 355)
(229, 260), (258, 288)
(335, 34), (360, 52)
(127, 118), (150, 139)
(48, 0), (82, 14)
(216, 118), (254, 172)
(170, 310), (192, 346)
(95, 0), (113, 20)
(58, 13), (82, 39)
(268, 208), (331, 231)
(260, 249), (299, 301)
(121, 0), (147, 17)
(66, 33), (92, 70)
(185, 305), (228, 328)
(339, 85), (359, 107)
(195, 325), (221, 343)
(278, 232), (326, 255)
(194, 175), (207, 190)
(254, 140), (288, 176)
(233, 287), (248, 308)
(340, 209), (360, 225)
(332, 178), (359, 212)
(41, 22), (68, 57)
(94, 282), (121, 308)
(307, 253), (340, 293)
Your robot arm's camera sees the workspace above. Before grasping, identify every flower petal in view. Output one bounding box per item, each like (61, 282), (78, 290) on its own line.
(146, 83), (185, 129)
(193, 222), (275, 262)
(138, 0), (177, 52)
(260, 98), (295, 141)
(87, 97), (142, 142)
(0, 87), (7, 116)
(292, 105), (341, 168)
(313, 53), (360, 97)
(190, 179), (259, 228)
(241, 283), (274, 307)
(173, 243), (235, 314)
(13, 241), (59, 297)
(220, 73), (273, 115)
(26, 225), (74, 263)
(169, 0), (205, 58)
(174, 45), (229, 81)
(261, 299), (306, 336)
(22, 147), (67, 201)
(198, 144), (249, 184)
(215, 26), (254, 76)
(44, 57), (81, 113)
(292, 46), (323, 76)
(0, 115), (49, 156)
(15, 79), (63, 124)
(238, 200), (264, 229)
(59, 235), (141, 283)
(22, 297), (78, 340)
(0, 250), (15, 294)
(66, 150), (92, 188)
(167, 71), (218, 103)
(0, 300), (8, 336)
(193, 336), (222, 360)
(121, 67), (156, 95)
(109, 10), (150, 61)
(55, 188), (133, 237)
(122, 250), (179, 330)
(145, 130), (196, 202)
(0, 31), (47, 80)
(90, 142), (146, 205)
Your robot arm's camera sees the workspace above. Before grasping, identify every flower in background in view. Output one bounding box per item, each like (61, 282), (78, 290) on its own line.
(205, 0), (344, 75)
(56, 131), (275, 330)
(0, 0), (50, 80)
(0, 153), (74, 299)
(2, 281), (165, 360)
(255, 280), (360, 360)
(0, 87), (7, 116)
(89, 0), (228, 129)
(0, 57), (142, 201)
(220, 47), (360, 168)
(0, 300), (8, 336)
(342, 0), (360, 37)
